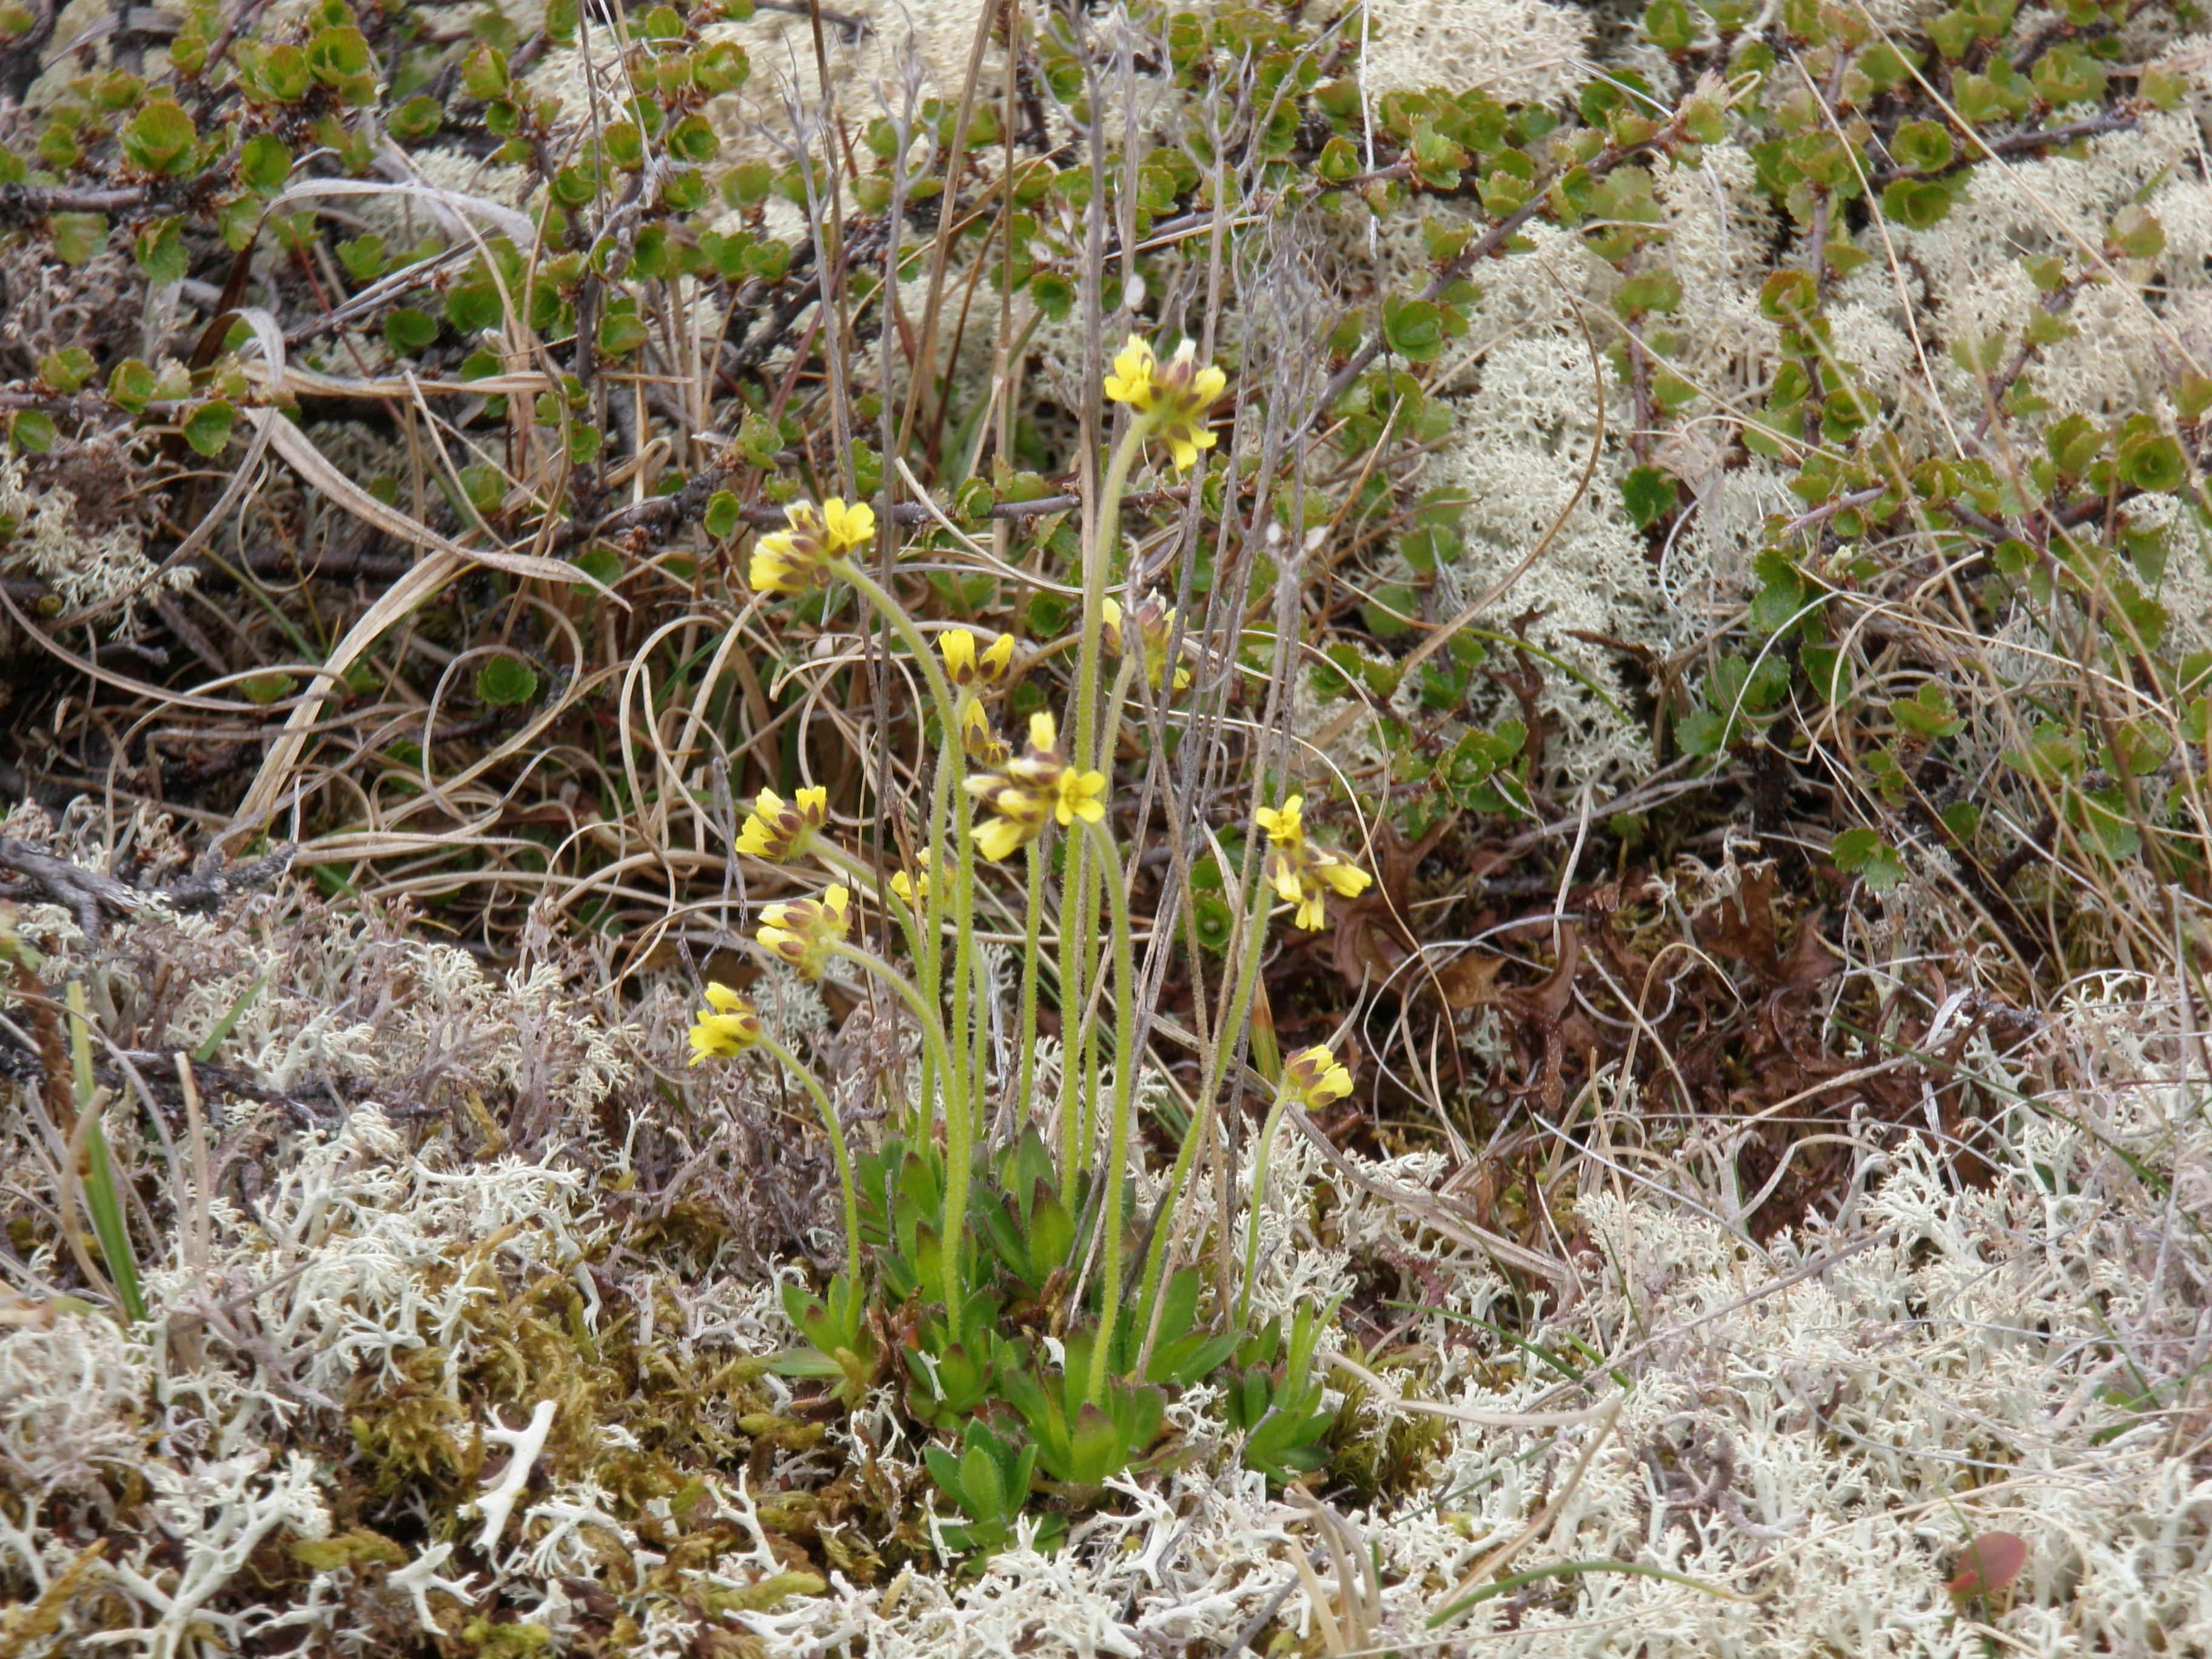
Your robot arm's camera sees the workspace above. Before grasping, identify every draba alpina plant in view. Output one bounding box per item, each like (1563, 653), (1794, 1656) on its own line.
(686, 335), (1370, 1550)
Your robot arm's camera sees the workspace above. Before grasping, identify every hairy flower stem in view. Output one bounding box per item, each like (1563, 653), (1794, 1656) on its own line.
(1059, 423), (1147, 1202)
(946, 696), (984, 1150)
(1131, 870), (1272, 1355)
(823, 942), (967, 1322)
(1081, 816), (1140, 1407)
(805, 559), (968, 1327)
(1014, 838), (1047, 1116)
(758, 1033), (862, 1285)
(811, 843), (927, 968)
(826, 557), (979, 1293)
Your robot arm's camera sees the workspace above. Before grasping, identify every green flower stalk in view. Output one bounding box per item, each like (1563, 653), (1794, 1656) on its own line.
(823, 551), (982, 1307)
(1057, 335), (1225, 1205)
(1081, 816), (1141, 1406)
(1239, 1044), (1353, 1329)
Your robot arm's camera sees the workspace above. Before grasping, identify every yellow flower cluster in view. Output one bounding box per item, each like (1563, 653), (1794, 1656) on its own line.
(749, 498), (874, 595)
(965, 711), (1107, 861)
(688, 983), (762, 1064)
(1104, 335), (1227, 471)
(1103, 595), (1192, 692)
(939, 628), (1014, 687)
(734, 786), (830, 862)
(888, 850), (931, 905)
(962, 703), (1010, 768)
(1253, 796), (1373, 930)
(1280, 1044), (1353, 1111)
(757, 884), (851, 979)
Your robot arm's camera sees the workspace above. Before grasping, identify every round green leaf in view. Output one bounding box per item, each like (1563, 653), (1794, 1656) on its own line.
(444, 281), (504, 335)
(9, 410), (56, 453)
(603, 120), (644, 170)
(692, 39), (748, 93)
(122, 100), (196, 173)
(460, 44), (509, 99)
(51, 213), (106, 266)
(388, 95), (444, 141)
(458, 463), (505, 513)
(1643, 0), (1694, 51)
(237, 132), (292, 194)
(1382, 296), (1445, 363)
(258, 42), (310, 101)
(1620, 465), (1679, 530)
(383, 306), (440, 355)
(475, 655), (540, 707)
(724, 161), (772, 204)
(1613, 271), (1681, 319)
(1880, 177), (1952, 230)
(108, 358), (156, 414)
(703, 489), (741, 539)
(551, 163), (597, 207)
(574, 545), (622, 587)
(597, 310), (650, 355)
(2119, 431), (2185, 494)
(1889, 118), (1952, 173)
(307, 25), (372, 85)
(181, 399), (235, 457)
(2109, 206), (2164, 261)
(1758, 268), (1817, 322)
(668, 113), (719, 163)
(39, 347), (95, 393)
(135, 218), (188, 286)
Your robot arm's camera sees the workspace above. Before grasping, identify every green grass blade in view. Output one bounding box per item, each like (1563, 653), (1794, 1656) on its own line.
(80, 1120), (147, 1325)
(194, 973), (267, 1063)
(67, 981), (146, 1325)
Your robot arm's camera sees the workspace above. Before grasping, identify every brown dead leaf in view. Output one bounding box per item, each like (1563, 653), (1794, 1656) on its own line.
(1435, 953), (1507, 1010)
(1330, 817), (1449, 990)
(1697, 866), (1781, 984)
(1777, 907), (1837, 991)
(1498, 923), (1580, 1028)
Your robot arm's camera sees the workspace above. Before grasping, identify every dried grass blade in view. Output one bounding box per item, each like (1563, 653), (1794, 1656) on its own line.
(270, 177), (537, 246)
(246, 408), (585, 586)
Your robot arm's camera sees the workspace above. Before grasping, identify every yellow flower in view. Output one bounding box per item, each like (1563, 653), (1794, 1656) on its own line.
(964, 709), (1106, 860)
(1256, 796), (1372, 930)
(1104, 335), (1164, 411)
(688, 982), (762, 1064)
(1269, 850), (1373, 930)
(757, 883), (851, 979)
(1103, 595), (1193, 692)
(1002, 711), (1069, 792)
(962, 702), (1010, 768)
(1055, 767), (1106, 827)
(1255, 794), (1307, 848)
(748, 498), (876, 594)
(889, 850), (931, 905)
(734, 786), (830, 862)
(972, 799), (1047, 862)
(940, 628), (1014, 687)
(1104, 335), (1225, 471)
(1281, 1044), (1353, 1111)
